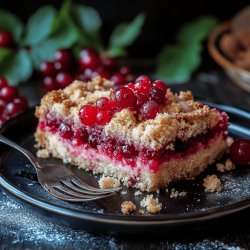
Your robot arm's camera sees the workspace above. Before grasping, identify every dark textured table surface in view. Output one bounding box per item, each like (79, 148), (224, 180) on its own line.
(0, 68), (249, 250)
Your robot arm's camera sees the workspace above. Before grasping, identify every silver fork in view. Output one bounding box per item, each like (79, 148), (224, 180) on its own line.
(0, 134), (121, 202)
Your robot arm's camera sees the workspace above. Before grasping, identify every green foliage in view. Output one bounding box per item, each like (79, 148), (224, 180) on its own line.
(108, 14), (145, 57)
(0, 0), (145, 85)
(156, 16), (218, 84)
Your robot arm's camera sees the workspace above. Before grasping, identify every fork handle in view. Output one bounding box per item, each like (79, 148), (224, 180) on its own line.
(0, 134), (42, 170)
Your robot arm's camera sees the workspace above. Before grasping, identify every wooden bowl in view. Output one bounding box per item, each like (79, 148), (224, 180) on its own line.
(208, 21), (250, 93)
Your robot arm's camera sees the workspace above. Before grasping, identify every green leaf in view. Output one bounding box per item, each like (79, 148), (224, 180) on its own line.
(0, 49), (33, 85)
(23, 5), (57, 46)
(156, 42), (202, 84)
(0, 8), (24, 43)
(0, 48), (12, 64)
(72, 4), (101, 35)
(31, 0), (78, 67)
(108, 13), (145, 57)
(70, 4), (103, 52)
(31, 20), (77, 67)
(177, 16), (218, 43)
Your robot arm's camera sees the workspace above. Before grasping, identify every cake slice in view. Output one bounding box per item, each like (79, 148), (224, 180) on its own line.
(35, 76), (229, 192)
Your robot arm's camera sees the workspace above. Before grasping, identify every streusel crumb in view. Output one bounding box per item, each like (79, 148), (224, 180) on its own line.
(98, 176), (120, 189)
(140, 195), (162, 213)
(139, 209), (145, 215)
(203, 174), (222, 192)
(121, 201), (136, 214)
(216, 159), (236, 172)
(36, 149), (50, 158)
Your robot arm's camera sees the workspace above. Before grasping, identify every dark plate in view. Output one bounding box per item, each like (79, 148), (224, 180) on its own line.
(0, 104), (249, 235)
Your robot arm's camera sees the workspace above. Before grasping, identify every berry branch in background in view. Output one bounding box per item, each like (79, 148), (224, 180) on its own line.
(156, 16), (218, 84)
(0, 0), (145, 86)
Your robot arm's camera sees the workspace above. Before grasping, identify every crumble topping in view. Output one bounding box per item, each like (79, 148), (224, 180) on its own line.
(121, 201), (136, 214)
(203, 174), (222, 192)
(36, 76), (222, 150)
(216, 159), (236, 172)
(98, 176), (120, 189)
(140, 195), (162, 213)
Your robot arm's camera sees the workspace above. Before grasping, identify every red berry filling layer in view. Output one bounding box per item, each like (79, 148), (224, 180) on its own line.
(38, 110), (228, 173)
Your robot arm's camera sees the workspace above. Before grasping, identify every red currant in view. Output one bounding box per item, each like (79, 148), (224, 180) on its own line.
(59, 123), (73, 139)
(13, 97), (28, 111)
(56, 72), (74, 88)
(0, 114), (6, 126)
(115, 87), (136, 109)
(40, 61), (55, 76)
(0, 99), (6, 113)
(110, 73), (126, 87)
(96, 111), (111, 125)
(152, 80), (168, 92)
(0, 86), (18, 102)
(79, 105), (98, 126)
(135, 93), (148, 109)
(119, 66), (132, 75)
(54, 49), (71, 64)
(43, 76), (58, 92)
(134, 75), (152, 95)
(149, 87), (165, 104)
(126, 83), (135, 91)
(230, 139), (250, 165)
(79, 48), (99, 69)
(88, 135), (98, 148)
(122, 144), (137, 158)
(96, 97), (110, 111)
(101, 57), (117, 72)
(75, 128), (88, 143)
(0, 76), (8, 89)
(54, 61), (71, 72)
(0, 31), (14, 47)
(141, 100), (160, 119)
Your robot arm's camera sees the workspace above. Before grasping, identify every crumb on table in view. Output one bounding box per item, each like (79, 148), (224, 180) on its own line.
(216, 159), (236, 172)
(36, 149), (50, 158)
(203, 174), (222, 192)
(121, 201), (136, 214)
(98, 176), (120, 189)
(140, 195), (162, 214)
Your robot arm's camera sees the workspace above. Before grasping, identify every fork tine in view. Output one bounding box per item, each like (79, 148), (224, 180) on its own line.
(48, 187), (114, 202)
(61, 180), (114, 196)
(71, 178), (122, 193)
(55, 185), (101, 199)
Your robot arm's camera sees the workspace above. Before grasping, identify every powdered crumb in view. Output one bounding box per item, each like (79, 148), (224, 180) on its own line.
(121, 201), (136, 214)
(98, 176), (120, 189)
(140, 195), (162, 214)
(134, 190), (142, 196)
(156, 190), (160, 194)
(203, 174), (222, 192)
(216, 159), (236, 172)
(36, 149), (50, 158)
(121, 191), (127, 195)
(170, 188), (187, 198)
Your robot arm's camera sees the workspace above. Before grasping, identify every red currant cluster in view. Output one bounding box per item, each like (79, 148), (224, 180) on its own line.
(40, 49), (74, 92)
(0, 77), (28, 126)
(79, 75), (168, 126)
(0, 30), (14, 48)
(76, 48), (134, 87)
(40, 48), (134, 92)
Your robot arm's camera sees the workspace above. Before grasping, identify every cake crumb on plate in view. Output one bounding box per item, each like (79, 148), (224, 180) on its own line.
(121, 201), (136, 214)
(140, 195), (162, 214)
(203, 174), (222, 192)
(216, 159), (236, 172)
(36, 149), (50, 158)
(98, 176), (120, 189)
(134, 190), (142, 196)
(169, 188), (187, 198)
